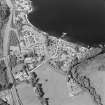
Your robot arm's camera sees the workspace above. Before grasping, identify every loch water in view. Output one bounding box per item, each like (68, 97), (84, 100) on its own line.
(28, 0), (105, 46)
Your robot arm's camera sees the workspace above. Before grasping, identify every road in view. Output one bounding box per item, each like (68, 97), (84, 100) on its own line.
(3, 13), (23, 105)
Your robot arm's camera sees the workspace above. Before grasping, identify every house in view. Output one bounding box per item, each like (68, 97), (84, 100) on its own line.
(27, 63), (35, 71)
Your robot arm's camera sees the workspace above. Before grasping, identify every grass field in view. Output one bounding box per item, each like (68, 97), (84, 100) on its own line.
(9, 30), (19, 46)
(0, 60), (9, 91)
(0, 36), (3, 58)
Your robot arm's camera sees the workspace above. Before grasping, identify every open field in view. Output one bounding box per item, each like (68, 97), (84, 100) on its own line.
(17, 83), (41, 105)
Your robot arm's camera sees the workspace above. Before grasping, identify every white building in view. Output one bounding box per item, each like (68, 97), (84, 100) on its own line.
(10, 46), (20, 55)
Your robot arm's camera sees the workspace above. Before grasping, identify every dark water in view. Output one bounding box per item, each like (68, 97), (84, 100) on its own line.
(28, 0), (105, 46)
